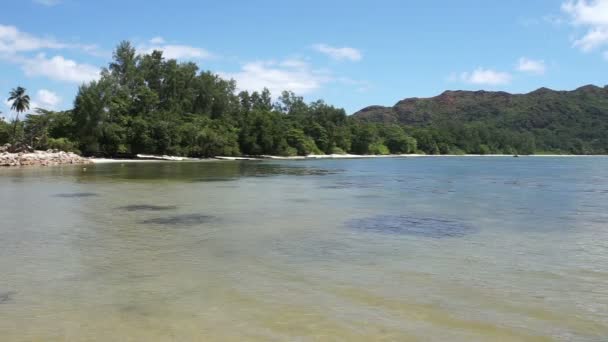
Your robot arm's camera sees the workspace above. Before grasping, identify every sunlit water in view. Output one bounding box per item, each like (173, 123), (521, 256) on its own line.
(1, 157), (607, 341)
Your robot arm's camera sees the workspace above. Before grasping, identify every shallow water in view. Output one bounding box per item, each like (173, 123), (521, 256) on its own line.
(0, 157), (607, 341)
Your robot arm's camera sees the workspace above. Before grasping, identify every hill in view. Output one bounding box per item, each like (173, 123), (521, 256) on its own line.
(353, 85), (608, 154)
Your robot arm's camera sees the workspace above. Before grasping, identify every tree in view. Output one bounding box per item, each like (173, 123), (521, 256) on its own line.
(24, 110), (52, 149)
(382, 125), (417, 154)
(0, 115), (10, 145)
(8, 86), (30, 145)
(351, 124), (378, 154)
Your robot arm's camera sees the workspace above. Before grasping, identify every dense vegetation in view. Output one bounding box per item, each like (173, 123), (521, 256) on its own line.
(354, 86), (608, 154)
(1, 42), (416, 157)
(2, 41), (607, 156)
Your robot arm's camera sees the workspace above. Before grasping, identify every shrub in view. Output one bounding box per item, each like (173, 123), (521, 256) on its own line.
(368, 142), (390, 155)
(47, 138), (81, 154)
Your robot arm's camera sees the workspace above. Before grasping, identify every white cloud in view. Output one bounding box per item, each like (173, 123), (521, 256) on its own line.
(0, 24), (106, 58)
(151, 44), (211, 60)
(21, 54), (100, 84)
(574, 27), (608, 51)
(219, 59), (331, 96)
(458, 68), (512, 85)
(562, 0), (608, 53)
(562, 0), (608, 26)
(313, 44), (362, 62)
(516, 57), (547, 75)
(33, 0), (61, 6)
(139, 38), (212, 60)
(36, 89), (61, 109)
(0, 24), (66, 53)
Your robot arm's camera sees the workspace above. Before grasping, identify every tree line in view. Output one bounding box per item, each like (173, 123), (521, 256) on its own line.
(2, 41), (599, 156)
(2, 41), (419, 157)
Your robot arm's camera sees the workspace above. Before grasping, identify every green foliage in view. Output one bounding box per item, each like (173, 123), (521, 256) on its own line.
(19, 40), (606, 157)
(8, 87), (30, 114)
(355, 86), (608, 155)
(331, 146), (347, 154)
(368, 142), (390, 155)
(7, 86), (31, 145)
(350, 124), (378, 154)
(47, 138), (80, 153)
(381, 125), (417, 154)
(65, 43), (383, 157)
(285, 128), (322, 155)
(0, 119), (10, 144)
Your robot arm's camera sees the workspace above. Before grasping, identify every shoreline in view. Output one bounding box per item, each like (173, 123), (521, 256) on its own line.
(2, 151), (604, 167)
(88, 153), (608, 164)
(0, 150), (92, 167)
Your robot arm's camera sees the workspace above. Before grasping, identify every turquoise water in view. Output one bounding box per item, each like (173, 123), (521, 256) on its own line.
(0, 157), (607, 341)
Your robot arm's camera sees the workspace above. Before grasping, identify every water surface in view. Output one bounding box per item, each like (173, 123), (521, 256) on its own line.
(1, 157), (607, 341)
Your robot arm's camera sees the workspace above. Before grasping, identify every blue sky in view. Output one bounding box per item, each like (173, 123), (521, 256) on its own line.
(0, 0), (607, 117)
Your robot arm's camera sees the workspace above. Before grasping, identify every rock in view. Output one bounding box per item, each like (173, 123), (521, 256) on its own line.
(0, 150), (92, 167)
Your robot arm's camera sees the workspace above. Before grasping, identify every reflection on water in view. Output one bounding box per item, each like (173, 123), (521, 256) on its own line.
(1, 157), (608, 341)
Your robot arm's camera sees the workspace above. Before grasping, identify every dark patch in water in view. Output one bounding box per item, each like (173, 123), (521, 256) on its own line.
(120, 304), (151, 316)
(354, 193), (383, 199)
(116, 204), (177, 212)
(320, 179), (381, 190)
(287, 198), (312, 203)
(53, 192), (99, 198)
(245, 166), (342, 178)
(0, 291), (16, 304)
(347, 215), (477, 238)
(139, 214), (214, 226)
(191, 177), (238, 183)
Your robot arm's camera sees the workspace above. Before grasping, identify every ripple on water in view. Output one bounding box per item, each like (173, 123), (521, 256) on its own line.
(245, 166), (342, 177)
(320, 179), (381, 190)
(116, 204), (177, 211)
(139, 214), (215, 226)
(287, 198), (312, 203)
(53, 192), (99, 198)
(347, 214), (477, 238)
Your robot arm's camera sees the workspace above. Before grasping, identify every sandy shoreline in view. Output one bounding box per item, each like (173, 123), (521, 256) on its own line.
(88, 153), (608, 164)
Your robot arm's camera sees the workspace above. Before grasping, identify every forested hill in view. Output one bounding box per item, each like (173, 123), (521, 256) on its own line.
(353, 85), (608, 154)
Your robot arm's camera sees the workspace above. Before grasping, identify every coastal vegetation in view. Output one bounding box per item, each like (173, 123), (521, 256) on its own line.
(1, 41), (607, 157)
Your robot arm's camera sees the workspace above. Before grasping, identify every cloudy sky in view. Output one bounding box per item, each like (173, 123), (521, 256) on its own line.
(0, 0), (607, 117)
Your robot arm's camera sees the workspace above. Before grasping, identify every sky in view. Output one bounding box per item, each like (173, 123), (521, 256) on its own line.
(0, 0), (607, 118)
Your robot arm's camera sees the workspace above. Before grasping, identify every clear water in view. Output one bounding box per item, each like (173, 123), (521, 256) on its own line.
(0, 157), (607, 341)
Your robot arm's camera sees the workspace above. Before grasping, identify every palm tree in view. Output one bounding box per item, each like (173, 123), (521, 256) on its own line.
(8, 87), (30, 145)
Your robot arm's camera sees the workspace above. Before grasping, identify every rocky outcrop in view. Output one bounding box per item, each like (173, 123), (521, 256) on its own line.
(0, 143), (34, 154)
(0, 149), (92, 167)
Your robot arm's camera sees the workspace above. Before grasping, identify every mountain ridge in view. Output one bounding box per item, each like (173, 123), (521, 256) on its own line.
(352, 84), (608, 154)
(353, 84), (608, 125)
